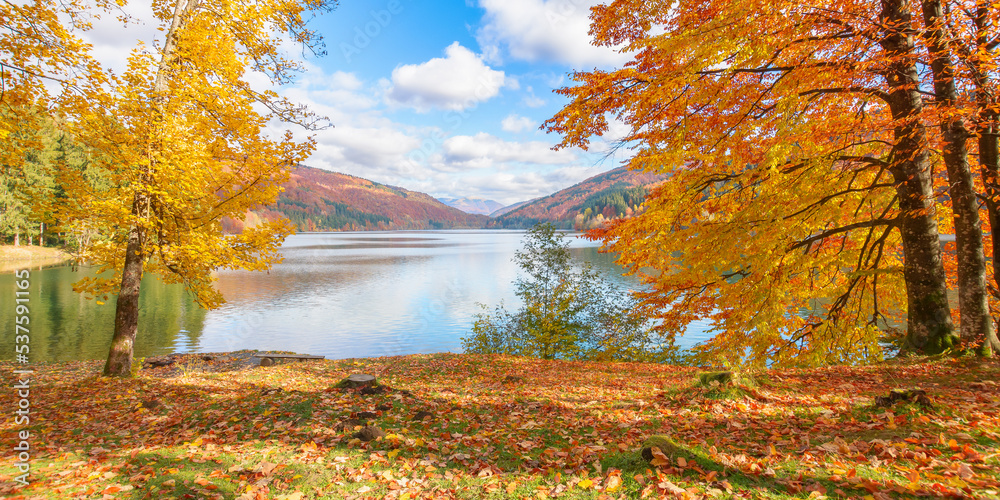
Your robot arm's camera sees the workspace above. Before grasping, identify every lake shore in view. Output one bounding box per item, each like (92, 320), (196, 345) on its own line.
(0, 244), (73, 273)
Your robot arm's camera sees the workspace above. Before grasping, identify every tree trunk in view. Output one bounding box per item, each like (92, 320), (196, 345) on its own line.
(13, 230), (18, 246)
(979, 113), (1000, 356)
(102, 0), (199, 376)
(921, 0), (994, 350)
(968, 0), (1000, 356)
(103, 196), (146, 377)
(880, 0), (958, 354)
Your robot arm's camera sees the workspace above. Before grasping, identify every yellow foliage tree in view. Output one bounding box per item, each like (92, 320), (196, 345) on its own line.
(1, 0), (107, 176)
(43, 0), (334, 376)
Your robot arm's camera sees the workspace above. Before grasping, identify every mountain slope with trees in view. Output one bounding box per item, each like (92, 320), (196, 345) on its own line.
(489, 166), (666, 229)
(223, 165), (489, 232)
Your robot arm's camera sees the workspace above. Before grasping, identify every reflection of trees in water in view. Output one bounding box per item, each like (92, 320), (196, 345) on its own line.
(213, 254), (435, 305)
(138, 271), (207, 357)
(569, 246), (640, 290)
(0, 234), (638, 362)
(0, 266), (206, 362)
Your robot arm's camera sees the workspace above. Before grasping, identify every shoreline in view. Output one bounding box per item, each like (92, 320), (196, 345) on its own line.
(0, 245), (73, 273)
(8, 349), (442, 378)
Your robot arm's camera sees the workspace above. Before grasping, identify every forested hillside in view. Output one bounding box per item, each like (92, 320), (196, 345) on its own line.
(490, 166), (665, 229)
(221, 165), (489, 232)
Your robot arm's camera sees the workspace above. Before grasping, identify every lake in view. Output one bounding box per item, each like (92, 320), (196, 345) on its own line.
(1, 231), (712, 362)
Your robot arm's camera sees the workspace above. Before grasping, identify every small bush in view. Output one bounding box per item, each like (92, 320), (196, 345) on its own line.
(462, 223), (673, 362)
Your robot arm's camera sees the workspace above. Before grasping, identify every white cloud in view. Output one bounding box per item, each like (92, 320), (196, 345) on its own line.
(386, 42), (509, 111)
(426, 163), (608, 205)
(476, 0), (631, 69)
(501, 114), (536, 133)
(74, 8), (610, 208)
(76, 3), (162, 75)
(521, 85), (547, 107)
(442, 133), (576, 167)
(322, 126), (422, 168)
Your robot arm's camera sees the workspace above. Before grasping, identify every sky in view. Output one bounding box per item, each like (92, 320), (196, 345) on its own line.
(81, 0), (636, 206)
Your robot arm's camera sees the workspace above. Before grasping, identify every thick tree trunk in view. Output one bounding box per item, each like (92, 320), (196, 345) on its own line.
(880, 0), (958, 354)
(103, 196), (146, 377)
(979, 114), (1000, 356)
(102, 0), (199, 376)
(969, 0), (1000, 356)
(921, 0), (994, 349)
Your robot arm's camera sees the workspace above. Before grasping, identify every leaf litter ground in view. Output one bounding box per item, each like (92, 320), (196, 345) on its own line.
(1, 353), (998, 499)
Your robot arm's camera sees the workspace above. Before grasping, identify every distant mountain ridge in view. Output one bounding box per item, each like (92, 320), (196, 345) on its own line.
(489, 200), (533, 217)
(222, 165), (663, 233)
(489, 166), (666, 229)
(437, 197), (506, 216)
(222, 165), (488, 233)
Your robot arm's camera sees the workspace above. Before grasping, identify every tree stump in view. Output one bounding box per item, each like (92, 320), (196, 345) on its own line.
(354, 425), (385, 442)
(258, 357), (274, 367)
(140, 399), (164, 411)
(411, 411), (434, 422)
(144, 357), (176, 369)
(336, 374), (377, 389)
(361, 385), (388, 395)
(874, 389), (932, 408)
(640, 435), (691, 464)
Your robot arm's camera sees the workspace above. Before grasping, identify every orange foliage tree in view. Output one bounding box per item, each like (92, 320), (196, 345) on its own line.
(545, 0), (997, 367)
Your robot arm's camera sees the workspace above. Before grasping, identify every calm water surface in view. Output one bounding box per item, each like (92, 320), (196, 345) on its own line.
(1, 231), (711, 362)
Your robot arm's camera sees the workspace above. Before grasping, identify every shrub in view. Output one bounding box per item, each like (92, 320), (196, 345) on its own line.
(462, 223), (665, 361)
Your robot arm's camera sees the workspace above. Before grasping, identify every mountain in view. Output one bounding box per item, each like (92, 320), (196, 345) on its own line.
(489, 200), (533, 217)
(437, 197), (506, 216)
(222, 165), (489, 232)
(489, 166), (666, 229)
(221, 165), (664, 233)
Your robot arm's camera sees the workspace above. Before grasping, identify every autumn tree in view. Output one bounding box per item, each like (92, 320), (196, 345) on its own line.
(42, 0), (334, 376)
(1, 0), (107, 247)
(0, 113), (59, 245)
(919, 0), (998, 354)
(543, 0), (995, 366)
(923, 0), (1000, 355)
(962, 4), (1000, 309)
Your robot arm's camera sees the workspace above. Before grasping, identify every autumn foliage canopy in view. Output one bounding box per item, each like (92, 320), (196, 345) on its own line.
(545, 0), (1000, 367)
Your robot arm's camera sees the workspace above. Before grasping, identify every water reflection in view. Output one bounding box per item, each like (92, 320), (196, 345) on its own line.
(0, 266), (206, 361)
(0, 230), (708, 362)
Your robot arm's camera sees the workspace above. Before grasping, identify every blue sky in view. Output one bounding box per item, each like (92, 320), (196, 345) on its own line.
(84, 0), (635, 205)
